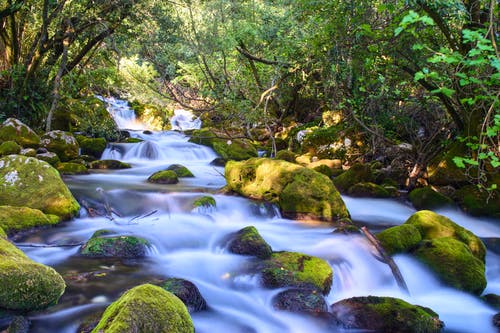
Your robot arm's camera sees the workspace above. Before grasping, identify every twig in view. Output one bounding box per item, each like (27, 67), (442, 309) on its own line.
(128, 210), (158, 223)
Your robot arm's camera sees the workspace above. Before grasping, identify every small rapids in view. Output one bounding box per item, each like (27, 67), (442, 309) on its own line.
(20, 97), (500, 333)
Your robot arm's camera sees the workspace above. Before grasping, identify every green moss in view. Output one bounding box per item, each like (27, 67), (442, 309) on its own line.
(193, 196), (216, 208)
(188, 128), (215, 147)
(333, 163), (374, 192)
(167, 164), (194, 177)
(20, 148), (37, 157)
(0, 118), (40, 148)
(261, 251), (333, 295)
(456, 185), (500, 217)
(92, 284), (194, 333)
(377, 224), (422, 255)
(36, 152), (60, 166)
(228, 226), (273, 259)
(147, 170), (179, 184)
(413, 237), (486, 295)
(275, 150), (297, 163)
(312, 164), (333, 177)
(347, 182), (391, 198)
(123, 137), (143, 143)
(40, 130), (79, 162)
(0, 238), (65, 310)
(80, 235), (150, 258)
(76, 136), (107, 159)
(409, 187), (454, 211)
(0, 141), (21, 156)
(212, 139), (258, 161)
(56, 162), (89, 175)
(0, 206), (60, 235)
(89, 159), (131, 169)
(0, 155), (80, 220)
(0, 227), (6, 238)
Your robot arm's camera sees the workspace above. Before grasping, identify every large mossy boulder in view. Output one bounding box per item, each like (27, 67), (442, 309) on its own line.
(89, 159), (131, 169)
(259, 251), (333, 295)
(0, 118), (40, 148)
(225, 158), (349, 221)
(0, 237), (65, 311)
(0, 206), (60, 235)
(80, 231), (150, 258)
(377, 224), (422, 255)
(227, 226), (273, 259)
(147, 170), (179, 184)
(0, 141), (21, 157)
(455, 185), (500, 217)
(92, 284), (194, 333)
(40, 130), (79, 162)
(330, 296), (443, 332)
(189, 128), (258, 161)
(166, 164), (194, 177)
(0, 155), (80, 220)
(159, 278), (207, 313)
(36, 152), (60, 166)
(76, 136), (107, 159)
(409, 186), (454, 211)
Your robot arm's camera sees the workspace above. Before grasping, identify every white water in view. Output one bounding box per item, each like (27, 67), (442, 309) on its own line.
(22, 97), (500, 333)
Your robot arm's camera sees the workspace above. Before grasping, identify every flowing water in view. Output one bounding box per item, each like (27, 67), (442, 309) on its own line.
(18, 98), (500, 332)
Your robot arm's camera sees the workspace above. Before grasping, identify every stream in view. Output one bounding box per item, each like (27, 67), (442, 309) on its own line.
(18, 97), (500, 333)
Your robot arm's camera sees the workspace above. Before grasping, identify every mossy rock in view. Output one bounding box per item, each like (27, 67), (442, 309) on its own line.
(76, 136), (107, 159)
(188, 128), (215, 147)
(409, 186), (454, 211)
(40, 130), (79, 162)
(0, 226), (6, 238)
(0, 118), (40, 148)
(159, 278), (207, 313)
(192, 196), (216, 208)
(167, 164), (194, 177)
(225, 158), (349, 222)
(332, 163), (374, 193)
(412, 237), (486, 295)
(0, 237), (65, 311)
(455, 185), (500, 217)
(89, 159), (131, 169)
(275, 150), (297, 163)
(260, 251), (333, 295)
(312, 164), (333, 177)
(227, 226), (273, 259)
(123, 137), (143, 143)
(347, 182), (391, 198)
(36, 152), (60, 166)
(56, 162), (89, 175)
(0, 141), (21, 156)
(330, 296), (443, 332)
(20, 148), (36, 157)
(189, 128), (258, 161)
(92, 284), (194, 333)
(0, 155), (80, 220)
(272, 288), (327, 314)
(80, 233), (150, 258)
(377, 224), (422, 255)
(0, 206), (60, 235)
(481, 294), (500, 310)
(147, 170), (179, 184)
(427, 142), (468, 186)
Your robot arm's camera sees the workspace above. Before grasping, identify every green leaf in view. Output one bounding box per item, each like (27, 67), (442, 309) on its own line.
(431, 87), (455, 97)
(414, 71), (425, 81)
(394, 27), (403, 36)
(452, 157), (465, 168)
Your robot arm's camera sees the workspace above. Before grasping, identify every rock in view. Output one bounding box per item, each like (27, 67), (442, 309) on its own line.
(89, 159), (131, 169)
(166, 164), (194, 177)
(272, 289), (327, 314)
(0, 237), (65, 311)
(332, 163), (374, 193)
(455, 185), (500, 217)
(210, 157), (226, 166)
(6, 316), (30, 333)
(413, 237), (486, 295)
(80, 232), (150, 258)
(330, 296), (443, 332)
(0, 155), (80, 220)
(123, 137), (143, 143)
(189, 128), (258, 161)
(0, 118), (40, 148)
(427, 142), (468, 186)
(56, 162), (89, 175)
(347, 182), (391, 198)
(0, 206), (60, 235)
(493, 313), (500, 328)
(309, 159), (342, 170)
(0, 141), (21, 156)
(36, 152), (60, 166)
(159, 278), (207, 313)
(192, 196), (216, 208)
(19, 148), (36, 157)
(409, 186), (454, 211)
(147, 170), (178, 184)
(481, 294), (500, 310)
(76, 136), (107, 159)
(260, 251), (333, 295)
(40, 130), (79, 162)
(275, 150), (297, 163)
(312, 164), (333, 178)
(377, 224), (422, 255)
(92, 284), (194, 333)
(227, 226), (273, 259)
(225, 158), (349, 222)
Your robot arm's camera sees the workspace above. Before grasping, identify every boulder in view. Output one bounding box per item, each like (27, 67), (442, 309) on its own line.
(427, 142), (468, 186)
(0, 141), (21, 156)
(0, 206), (60, 235)
(40, 130), (79, 162)
(455, 185), (500, 218)
(409, 186), (454, 211)
(332, 163), (374, 193)
(0, 118), (40, 148)
(36, 152), (60, 166)
(147, 170), (178, 184)
(189, 128), (258, 161)
(80, 231), (150, 258)
(494, 313), (500, 328)
(166, 164), (194, 177)
(275, 150), (297, 163)
(260, 251), (333, 295)
(89, 159), (131, 169)
(227, 226), (273, 259)
(347, 182), (391, 198)
(76, 136), (107, 159)
(225, 158), (349, 222)
(272, 289), (328, 314)
(0, 155), (80, 220)
(19, 148), (36, 157)
(377, 224), (422, 255)
(92, 284), (194, 333)
(159, 278), (207, 313)
(0, 237), (65, 311)
(481, 294), (500, 310)
(56, 162), (89, 175)
(330, 296), (443, 332)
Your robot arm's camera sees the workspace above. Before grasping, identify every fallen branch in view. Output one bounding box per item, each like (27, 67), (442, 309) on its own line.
(128, 210), (158, 224)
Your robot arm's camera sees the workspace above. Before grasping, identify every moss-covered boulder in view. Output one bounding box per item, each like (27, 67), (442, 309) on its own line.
(275, 150), (297, 163)
(0, 206), (60, 235)
(0, 155), (79, 220)
(225, 158), (349, 222)
(332, 163), (374, 193)
(56, 162), (89, 175)
(260, 251), (333, 295)
(330, 296), (443, 332)
(347, 182), (391, 198)
(76, 136), (107, 159)
(159, 278), (207, 313)
(413, 238), (486, 295)
(272, 288), (328, 314)
(147, 170), (179, 184)
(227, 226), (272, 259)
(92, 284), (194, 333)
(167, 164), (194, 177)
(36, 152), (60, 166)
(189, 128), (258, 161)
(409, 186), (454, 211)
(40, 130), (79, 162)
(427, 142), (468, 186)
(0, 141), (21, 156)
(377, 224), (422, 255)
(20, 148), (36, 157)
(0, 237), (65, 311)
(89, 159), (131, 169)
(80, 232), (150, 258)
(455, 185), (500, 217)
(192, 196), (216, 209)
(0, 118), (40, 148)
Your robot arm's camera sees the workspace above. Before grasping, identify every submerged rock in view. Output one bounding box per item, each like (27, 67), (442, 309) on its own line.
(272, 288), (328, 314)
(159, 278), (207, 313)
(0, 118), (40, 148)
(0, 206), (60, 235)
(147, 170), (179, 184)
(92, 284), (194, 333)
(227, 226), (273, 259)
(330, 296), (443, 332)
(80, 231), (150, 258)
(167, 164), (194, 177)
(89, 159), (131, 169)
(40, 130), (79, 162)
(409, 186), (454, 211)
